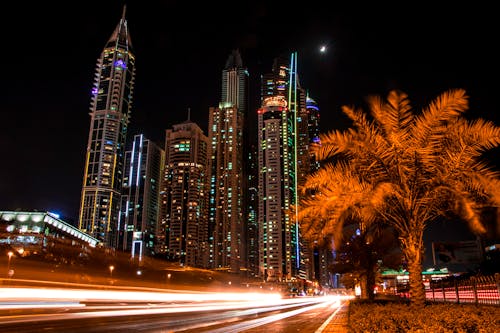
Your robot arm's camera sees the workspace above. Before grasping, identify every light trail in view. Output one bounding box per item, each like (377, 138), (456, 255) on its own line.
(199, 298), (344, 333)
(0, 286), (353, 332)
(0, 301), (84, 309)
(0, 287), (282, 303)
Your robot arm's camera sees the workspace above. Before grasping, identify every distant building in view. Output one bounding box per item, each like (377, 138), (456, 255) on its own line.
(207, 50), (248, 272)
(0, 211), (99, 255)
(159, 119), (209, 268)
(118, 134), (164, 259)
(78, 6), (136, 247)
(432, 240), (483, 267)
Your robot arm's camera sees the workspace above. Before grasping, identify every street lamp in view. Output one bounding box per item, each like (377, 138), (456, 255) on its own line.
(6, 251), (13, 278)
(109, 265), (114, 278)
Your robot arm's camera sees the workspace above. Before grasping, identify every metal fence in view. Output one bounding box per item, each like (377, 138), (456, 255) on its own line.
(426, 273), (500, 305)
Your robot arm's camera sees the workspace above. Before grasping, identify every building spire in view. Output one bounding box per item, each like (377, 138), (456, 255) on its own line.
(105, 5), (133, 51)
(224, 49), (243, 69)
(122, 4), (127, 21)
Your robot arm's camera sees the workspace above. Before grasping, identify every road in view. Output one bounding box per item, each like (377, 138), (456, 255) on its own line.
(0, 285), (350, 332)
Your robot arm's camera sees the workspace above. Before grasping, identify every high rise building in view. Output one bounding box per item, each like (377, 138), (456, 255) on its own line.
(306, 94), (321, 171)
(245, 146), (259, 277)
(78, 6), (135, 247)
(118, 134), (165, 259)
(305, 94), (333, 287)
(207, 50), (248, 272)
(257, 95), (295, 282)
(296, 82), (311, 282)
(160, 119), (209, 267)
(221, 50), (248, 116)
(257, 52), (313, 282)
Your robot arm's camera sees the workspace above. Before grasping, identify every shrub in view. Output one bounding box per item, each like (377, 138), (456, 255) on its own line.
(348, 301), (500, 332)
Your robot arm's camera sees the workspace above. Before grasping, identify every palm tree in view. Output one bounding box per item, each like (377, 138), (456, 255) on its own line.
(330, 222), (400, 300)
(298, 89), (500, 307)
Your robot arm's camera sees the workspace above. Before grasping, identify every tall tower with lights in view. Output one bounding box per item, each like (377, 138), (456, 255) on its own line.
(119, 134), (164, 259)
(207, 50), (248, 272)
(257, 52), (307, 281)
(78, 6), (135, 247)
(161, 119), (209, 267)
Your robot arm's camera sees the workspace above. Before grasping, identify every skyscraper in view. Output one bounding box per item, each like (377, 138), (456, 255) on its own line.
(207, 50), (248, 272)
(306, 94), (321, 171)
(160, 119), (209, 267)
(119, 134), (164, 259)
(257, 52), (311, 282)
(258, 95), (295, 282)
(78, 6), (135, 247)
(245, 145), (259, 277)
(221, 50), (248, 116)
(304, 94), (333, 286)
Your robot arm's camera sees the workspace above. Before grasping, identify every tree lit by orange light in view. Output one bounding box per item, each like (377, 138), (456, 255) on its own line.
(298, 89), (500, 308)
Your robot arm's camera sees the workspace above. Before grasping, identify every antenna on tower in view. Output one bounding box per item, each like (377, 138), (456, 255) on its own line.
(122, 4), (127, 20)
(187, 107), (191, 121)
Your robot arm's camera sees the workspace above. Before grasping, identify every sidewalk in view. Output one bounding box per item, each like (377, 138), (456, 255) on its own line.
(317, 300), (350, 333)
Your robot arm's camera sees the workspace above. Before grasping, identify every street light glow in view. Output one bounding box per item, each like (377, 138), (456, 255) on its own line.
(6, 251), (14, 278)
(109, 265), (115, 278)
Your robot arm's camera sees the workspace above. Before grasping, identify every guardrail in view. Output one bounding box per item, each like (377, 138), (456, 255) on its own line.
(425, 273), (500, 305)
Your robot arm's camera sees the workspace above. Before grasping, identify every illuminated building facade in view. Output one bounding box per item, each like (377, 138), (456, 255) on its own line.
(160, 120), (209, 267)
(257, 95), (295, 281)
(257, 53), (314, 282)
(305, 95), (333, 287)
(78, 7), (135, 247)
(0, 211), (99, 254)
(245, 145), (259, 277)
(207, 50), (248, 272)
(118, 134), (165, 259)
(306, 95), (321, 171)
(296, 83), (310, 282)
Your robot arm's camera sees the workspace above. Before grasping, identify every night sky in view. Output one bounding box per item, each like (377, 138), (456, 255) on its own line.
(1, 1), (496, 238)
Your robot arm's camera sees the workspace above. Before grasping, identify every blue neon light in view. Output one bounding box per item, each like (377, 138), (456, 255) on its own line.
(114, 59), (127, 69)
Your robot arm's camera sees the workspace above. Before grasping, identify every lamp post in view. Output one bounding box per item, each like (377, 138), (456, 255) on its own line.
(6, 251), (13, 278)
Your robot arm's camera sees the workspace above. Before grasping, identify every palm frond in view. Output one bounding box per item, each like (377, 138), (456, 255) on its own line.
(447, 118), (500, 153)
(368, 90), (414, 146)
(455, 196), (487, 234)
(310, 130), (354, 161)
(457, 170), (500, 207)
(412, 89), (469, 147)
(341, 105), (374, 134)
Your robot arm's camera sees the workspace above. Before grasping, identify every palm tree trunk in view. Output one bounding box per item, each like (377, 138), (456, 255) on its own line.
(359, 274), (368, 299)
(400, 229), (426, 307)
(366, 268), (376, 300)
(407, 256), (425, 307)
